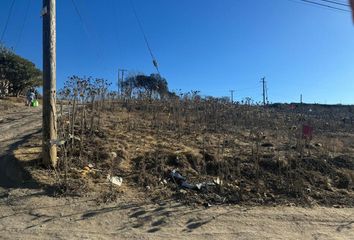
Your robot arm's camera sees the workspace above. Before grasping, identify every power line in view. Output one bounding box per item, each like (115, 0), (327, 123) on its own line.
(1, 0), (16, 44)
(70, 0), (103, 66)
(70, 0), (91, 42)
(237, 86), (260, 92)
(14, 0), (31, 51)
(298, 0), (351, 12)
(129, 0), (160, 75)
(111, 1), (123, 64)
(318, 0), (350, 7)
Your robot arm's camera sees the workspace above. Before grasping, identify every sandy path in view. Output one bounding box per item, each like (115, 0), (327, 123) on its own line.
(0, 105), (353, 239)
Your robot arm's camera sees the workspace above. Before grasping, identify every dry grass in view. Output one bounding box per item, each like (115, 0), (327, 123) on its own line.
(9, 97), (354, 206)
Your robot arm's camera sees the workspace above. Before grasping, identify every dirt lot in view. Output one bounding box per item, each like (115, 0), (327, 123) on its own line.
(0, 98), (354, 239)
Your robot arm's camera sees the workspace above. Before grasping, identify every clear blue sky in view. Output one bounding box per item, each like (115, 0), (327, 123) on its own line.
(1, 0), (354, 104)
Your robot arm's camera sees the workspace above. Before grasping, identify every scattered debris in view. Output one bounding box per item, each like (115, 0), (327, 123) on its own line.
(107, 175), (123, 186)
(80, 164), (99, 177)
(50, 139), (66, 146)
(110, 152), (117, 158)
(203, 202), (212, 208)
(314, 143), (322, 148)
(261, 143), (274, 148)
(68, 134), (81, 141)
(214, 177), (223, 186)
(170, 169), (196, 190)
(170, 169), (216, 191)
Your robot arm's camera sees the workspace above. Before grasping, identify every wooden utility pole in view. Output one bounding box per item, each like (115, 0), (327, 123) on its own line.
(229, 90), (235, 103)
(42, 0), (57, 167)
(117, 70), (120, 95)
(261, 77), (266, 105)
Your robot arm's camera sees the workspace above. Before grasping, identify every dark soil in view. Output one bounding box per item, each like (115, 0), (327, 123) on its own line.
(131, 150), (354, 207)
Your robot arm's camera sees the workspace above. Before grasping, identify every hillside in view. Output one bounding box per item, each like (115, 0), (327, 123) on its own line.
(9, 98), (354, 207)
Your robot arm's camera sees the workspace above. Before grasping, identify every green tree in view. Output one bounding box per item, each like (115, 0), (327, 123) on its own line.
(121, 73), (169, 99)
(0, 45), (42, 97)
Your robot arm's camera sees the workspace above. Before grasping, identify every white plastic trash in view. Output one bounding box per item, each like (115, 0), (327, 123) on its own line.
(107, 175), (123, 186)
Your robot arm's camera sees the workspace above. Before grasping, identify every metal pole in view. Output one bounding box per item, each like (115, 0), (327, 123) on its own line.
(118, 69), (127, 97)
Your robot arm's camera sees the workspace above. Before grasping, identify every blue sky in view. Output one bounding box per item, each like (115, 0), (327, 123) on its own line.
(1, 0), (354, 104)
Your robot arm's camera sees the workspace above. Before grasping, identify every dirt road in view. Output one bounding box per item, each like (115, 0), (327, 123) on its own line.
(0, 193), (353, 240)
(0, 104), (353, 239)
(0, 104), (41, 188)
(0, 103), (41, 153)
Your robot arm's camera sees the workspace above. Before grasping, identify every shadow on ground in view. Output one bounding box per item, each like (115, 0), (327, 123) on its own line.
(0, 130), (45, 190)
